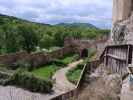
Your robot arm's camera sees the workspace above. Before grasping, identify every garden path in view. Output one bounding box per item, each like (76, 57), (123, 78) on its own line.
(53, 59), (83, 93)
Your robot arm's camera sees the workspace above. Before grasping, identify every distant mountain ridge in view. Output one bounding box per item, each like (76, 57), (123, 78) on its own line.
(0, 14), (97, 29)
(56, 23), (98, 29)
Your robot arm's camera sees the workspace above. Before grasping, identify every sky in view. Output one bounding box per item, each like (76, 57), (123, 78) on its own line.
(0, 0), (112, 29)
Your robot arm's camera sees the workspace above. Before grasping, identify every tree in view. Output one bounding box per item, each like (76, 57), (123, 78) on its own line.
(18, 25), (39, 53)
(0, 23), (21, 53)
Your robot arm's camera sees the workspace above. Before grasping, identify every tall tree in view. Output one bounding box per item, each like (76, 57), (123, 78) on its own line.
(18, 25), (39, 53)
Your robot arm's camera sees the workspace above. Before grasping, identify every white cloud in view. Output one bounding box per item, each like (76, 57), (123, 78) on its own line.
(0, 0), (112, 28)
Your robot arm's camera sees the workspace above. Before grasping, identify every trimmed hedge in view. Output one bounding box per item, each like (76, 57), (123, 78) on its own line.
(66, 63), (84, 85)
(4, 70), (53, 93)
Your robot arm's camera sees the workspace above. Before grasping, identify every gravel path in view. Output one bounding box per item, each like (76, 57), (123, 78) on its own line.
(0, 60), (83, 100)
(53, 59), (83, 93)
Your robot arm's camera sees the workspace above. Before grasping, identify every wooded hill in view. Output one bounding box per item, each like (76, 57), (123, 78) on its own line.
(0, 14), (110, 54)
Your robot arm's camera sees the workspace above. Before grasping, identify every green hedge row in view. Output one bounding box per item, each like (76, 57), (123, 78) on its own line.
(2, 70), (53, 93)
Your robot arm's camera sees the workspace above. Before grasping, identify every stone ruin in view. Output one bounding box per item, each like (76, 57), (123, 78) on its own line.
(112, 0), (133, 44)
(112, 13), (133, 44)
(112, 0), (133, 96)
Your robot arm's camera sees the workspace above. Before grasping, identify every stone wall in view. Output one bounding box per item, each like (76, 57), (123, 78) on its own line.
(0, 46), (74, 67)
(112, 12), (133, 45)
(113, 0), (132, 24)
(112, 0), (133, 45)
(64, 36), (108, 57)
(0, 36), (108, 68)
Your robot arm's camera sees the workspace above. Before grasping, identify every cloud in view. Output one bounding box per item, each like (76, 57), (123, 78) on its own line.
(0, 0), (112, 28)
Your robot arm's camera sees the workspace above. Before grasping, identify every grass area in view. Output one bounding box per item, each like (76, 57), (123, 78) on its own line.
(31, 64), (59, 80)
(67, 68), (82, 84)
(66, 63), (84, 85)
(31, 54), (79, 80)
(60, 54), (79, 65)
(66, 48), (97, 85)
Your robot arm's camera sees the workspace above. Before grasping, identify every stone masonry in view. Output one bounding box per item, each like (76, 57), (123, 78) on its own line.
(112, 0), (133, 44)
(113, 0), (133, 24)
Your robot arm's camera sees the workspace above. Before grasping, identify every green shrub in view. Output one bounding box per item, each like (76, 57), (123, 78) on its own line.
(52, 59), (67, 67)
(77, 63), (84, 69)
(66, 64), (83, 85)
(6, 70), (53, 93)
(13, 60), (32, 71)
(60, 54), (79, 65)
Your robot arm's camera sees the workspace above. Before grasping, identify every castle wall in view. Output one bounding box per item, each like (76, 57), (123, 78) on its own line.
(0, 37), (108, 68)
(0, 46), (74, 68)
(113, 0), (132, 24)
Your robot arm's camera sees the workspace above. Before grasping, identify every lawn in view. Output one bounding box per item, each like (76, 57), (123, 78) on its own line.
(66, 48), (97, 85)
(31, 54), (79, 80)
(32, 64), (59, 80)
(67, 68), (82, 85)
(60, 54), (79, 65)
(66, 64), (83, 85)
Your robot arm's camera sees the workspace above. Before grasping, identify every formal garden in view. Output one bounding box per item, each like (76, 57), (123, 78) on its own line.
(0, 53), (80, 93)
(31, 54), (79, 80)
(0, 47), (96, 94)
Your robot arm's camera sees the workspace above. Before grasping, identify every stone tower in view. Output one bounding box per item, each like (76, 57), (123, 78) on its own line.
(113, 0), (133, 24)
(111, 0), (133, 44)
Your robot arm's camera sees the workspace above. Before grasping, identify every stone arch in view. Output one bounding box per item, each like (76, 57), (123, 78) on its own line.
(80, 48), (88, 58)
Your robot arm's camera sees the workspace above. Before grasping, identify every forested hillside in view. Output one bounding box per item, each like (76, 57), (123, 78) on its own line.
(0, 14), (110, 54)
(56, 23), (97, 29)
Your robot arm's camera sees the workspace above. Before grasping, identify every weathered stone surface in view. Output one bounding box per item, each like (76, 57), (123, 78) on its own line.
(112, 0), (133, 44)
(121, 77), (133, 100)
(112, 12), (133, 44)
(112, 24), (127, 44)
(113, 0), (133, 24)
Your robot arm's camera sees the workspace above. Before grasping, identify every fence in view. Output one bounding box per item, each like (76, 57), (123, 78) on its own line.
(77, 60), (101, 88)
(50, 44), (133, 100)
(100, 44), (133, 77)
(50, 60), (101, 100)
(51, 88), (78, 100)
